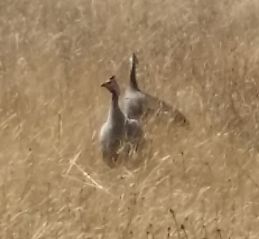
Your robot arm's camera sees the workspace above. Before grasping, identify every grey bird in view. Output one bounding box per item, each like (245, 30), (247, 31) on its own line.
(123, 53), (189, 126)
(99, 76), (143, 167)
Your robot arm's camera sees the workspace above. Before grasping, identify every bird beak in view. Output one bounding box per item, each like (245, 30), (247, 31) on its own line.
(101, 78), (113, 88)
(101, 80), (109, 87)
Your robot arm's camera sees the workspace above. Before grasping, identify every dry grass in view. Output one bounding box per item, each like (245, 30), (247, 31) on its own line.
(0, 0), (259, 238)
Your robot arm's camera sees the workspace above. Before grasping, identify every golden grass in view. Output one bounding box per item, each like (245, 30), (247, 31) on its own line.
(0, 0), (259, 238)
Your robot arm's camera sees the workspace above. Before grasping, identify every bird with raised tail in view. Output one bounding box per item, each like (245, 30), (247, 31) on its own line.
(123, 53), (189, 126)
(99, 76), (143, 167)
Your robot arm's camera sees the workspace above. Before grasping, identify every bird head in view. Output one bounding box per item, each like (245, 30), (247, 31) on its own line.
(129, 52), (139, 66)
(101, 75), (121, 95)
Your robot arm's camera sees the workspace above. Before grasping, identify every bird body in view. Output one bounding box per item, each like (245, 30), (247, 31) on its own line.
(122, 53), (149, 120)
(123, 53), (189, 126)
(99, 76), (143, 167)
(123, 87), (147, 120)
(99, 101), (125, 161)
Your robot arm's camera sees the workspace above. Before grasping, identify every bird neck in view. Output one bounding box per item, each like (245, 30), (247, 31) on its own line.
(130, 60), (139, 91)
(108, 91), (124, 122)
(111, 91), (119, 107)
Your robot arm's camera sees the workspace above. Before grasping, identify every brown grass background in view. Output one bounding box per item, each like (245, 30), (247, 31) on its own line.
(0, 0), (259, 238)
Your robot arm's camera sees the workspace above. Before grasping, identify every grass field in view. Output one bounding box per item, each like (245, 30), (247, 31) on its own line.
(0, 0), (259, 238)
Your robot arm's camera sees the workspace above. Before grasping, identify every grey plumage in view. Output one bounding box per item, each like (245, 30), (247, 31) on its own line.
(123, 53), (189, 126)
(99, 76), (143, 167)
(123, 53), (147, 120)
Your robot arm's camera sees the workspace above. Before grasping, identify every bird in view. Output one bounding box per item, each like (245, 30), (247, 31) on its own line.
(122, 53), (189, 127)
(99, 75), (143, 167)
